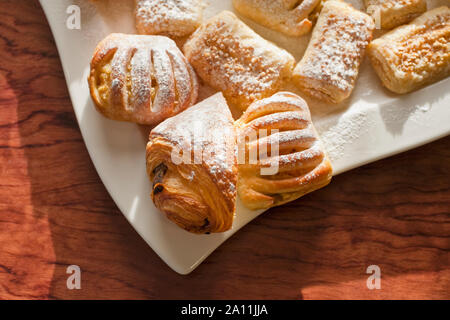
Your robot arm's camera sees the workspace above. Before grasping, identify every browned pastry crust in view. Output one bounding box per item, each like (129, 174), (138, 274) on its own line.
(135, 0), (204, 38)
(146, 93), (237, 234)
(183, 11), (295, 111)
(368, 6), (450, 94)
(235, 92), (333, 210)
(292, 0), (374, 104)
(232, 0), (322, 37)
(88, 33), (198, 125)
(365, 0), (427, 29)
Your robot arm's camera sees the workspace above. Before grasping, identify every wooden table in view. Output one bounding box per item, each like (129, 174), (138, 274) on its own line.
(0, 0), (448, 300)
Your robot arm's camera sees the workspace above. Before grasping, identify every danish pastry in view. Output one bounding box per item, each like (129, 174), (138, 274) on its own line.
(146, 93), (237, 234)
(368, 6), (450, 94)
(232, 0), (322, 37)
(365, 0), (427, 29)
(88, 33), (198, 125)
(292, 0), (374, 103)
(135, 0), (204, 37)
(183, 11), (296, 110)
(235, 92), (333, 210)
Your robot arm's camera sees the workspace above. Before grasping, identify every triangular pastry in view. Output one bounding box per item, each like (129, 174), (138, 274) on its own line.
(146, 93), (237, 234)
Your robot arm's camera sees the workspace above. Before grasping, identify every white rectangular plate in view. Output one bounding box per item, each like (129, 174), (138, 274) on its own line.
(40, 0), (450, 274)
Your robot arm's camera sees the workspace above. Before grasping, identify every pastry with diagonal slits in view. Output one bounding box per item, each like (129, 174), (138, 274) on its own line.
(88, 33), (198, 125)
(235, 92), (333, 210)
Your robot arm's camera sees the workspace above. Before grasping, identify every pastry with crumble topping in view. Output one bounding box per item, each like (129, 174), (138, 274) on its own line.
(368, 6), (450, 94)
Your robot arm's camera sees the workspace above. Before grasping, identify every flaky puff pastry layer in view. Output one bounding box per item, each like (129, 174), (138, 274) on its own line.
(146, 93), (237, 234)
(232, 0), (322, 37)
(135, 0), (204, 38)
(292, 0), (374, 104)
(235, 92), (333, 210)
(88, 33), (198, 125)
(365, 0), (427, 30)
(183, 11), (295, 111)
(368, 6), (450, 94)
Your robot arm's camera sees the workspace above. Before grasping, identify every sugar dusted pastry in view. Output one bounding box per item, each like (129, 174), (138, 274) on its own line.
(235, 92), (333, 210)
(146, 93), (237, 234)
(232, 0), (322, 37)
(365, 0), (427, 29)
(88, 33), (198, 125)
(183, 11), (296, 110)
(368, 6), (450, 94)
(135, 0), (204, 37)
(292, 0), (375, 103)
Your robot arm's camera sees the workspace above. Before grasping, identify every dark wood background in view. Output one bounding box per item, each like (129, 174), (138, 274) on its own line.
(0, 0), (448, 299)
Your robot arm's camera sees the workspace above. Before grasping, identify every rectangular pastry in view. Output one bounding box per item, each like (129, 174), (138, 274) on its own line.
(292, 0), (375, 104)
(183, 11), (295, 110)
(365, 0), (427, 29)
(135, 0), (204, 37)
(368, 6), (450, 94)
(232, 0), (322, 37)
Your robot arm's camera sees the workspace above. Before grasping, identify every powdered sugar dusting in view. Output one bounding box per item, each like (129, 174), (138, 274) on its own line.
(183, 11), (295, 109)
(295, 0), (374, 101)
(135, 0), (205, 37)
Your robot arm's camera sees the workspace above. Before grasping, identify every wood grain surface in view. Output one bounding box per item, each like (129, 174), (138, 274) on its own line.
(0, 0), (448, 300)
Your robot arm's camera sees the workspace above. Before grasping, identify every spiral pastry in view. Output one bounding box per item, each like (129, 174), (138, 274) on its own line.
(88, 33), (198, 125)
(235, 92), (333, 210)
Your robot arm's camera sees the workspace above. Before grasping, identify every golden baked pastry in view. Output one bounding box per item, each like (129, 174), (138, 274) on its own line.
(365, 0), (427, 29)
(135, 0), (204, 37)
(232, 0), (322, 37)
(292, 0), (374, 104)
(183, 11), (296, 111)
(146, 93), (237, 234)
(88, 33), (198, 125)
(368, 6), (450, 94)
(235, 92), (333, 210)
